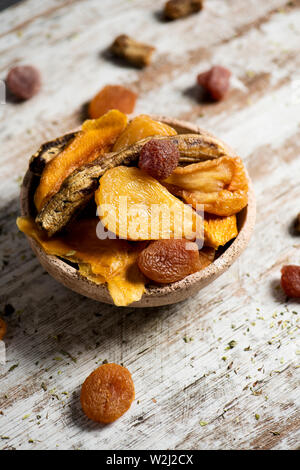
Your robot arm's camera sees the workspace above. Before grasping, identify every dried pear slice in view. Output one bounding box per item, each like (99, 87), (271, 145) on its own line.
(35, 133), (232, 236)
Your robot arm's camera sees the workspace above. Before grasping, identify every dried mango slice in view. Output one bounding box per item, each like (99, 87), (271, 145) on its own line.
(34, 110), (128, 211)
(108, 254), (146, 306)
(95, 166), (204, 242)
(17, 216), (146, 306)
(204, 214), (238, 249)
(113, 114), (177, 152)
(163, 156), (248, 216)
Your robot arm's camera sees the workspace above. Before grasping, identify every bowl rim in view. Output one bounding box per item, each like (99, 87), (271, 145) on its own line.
(20, 117), (256, 307)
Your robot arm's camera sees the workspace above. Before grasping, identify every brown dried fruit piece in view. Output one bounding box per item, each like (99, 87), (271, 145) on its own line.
(16, 216), (146, 306)
(80, 363), (135, 423)
(138, 239), (207, 284)
(139, 139), (180, 180)
(163, 156), (248, 216)
(6, 65), (41, 100)
(0, 318), (7, 340)
(95, 166), (204, 242)
(113, 114), (177, 152)
(197, 66), (231, 101)
(110, 35), (155, 68)
(295, 213), (300, 233)
(281, 265), (300, 298)
(88, 85), (137, 119)
(164, 0), (203, 20)
(34, 110), (127, 211)
(204, 214), (238, 249)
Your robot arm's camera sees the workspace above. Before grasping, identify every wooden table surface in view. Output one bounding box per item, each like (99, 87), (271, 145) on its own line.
(0, 0), (299, 451)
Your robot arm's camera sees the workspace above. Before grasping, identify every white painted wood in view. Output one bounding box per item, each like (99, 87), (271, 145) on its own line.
(0, 0), (299, 450)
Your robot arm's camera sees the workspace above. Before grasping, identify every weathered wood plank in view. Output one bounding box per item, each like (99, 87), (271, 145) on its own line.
(0, 0), (299, 450)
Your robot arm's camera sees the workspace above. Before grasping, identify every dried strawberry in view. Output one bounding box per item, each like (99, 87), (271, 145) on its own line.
(6, 65), (41, 100)
(197, 65), (231, 101)
(139, 139), (179, 180)
(281, 265), (300, 298)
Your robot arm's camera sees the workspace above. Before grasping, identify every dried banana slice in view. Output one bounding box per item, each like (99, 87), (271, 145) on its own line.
(35, 133), (233, 236)
(29, 132), (76, 175)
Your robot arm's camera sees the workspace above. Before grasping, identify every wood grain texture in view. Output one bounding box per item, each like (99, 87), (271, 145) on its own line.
(0, 0), (299, 450)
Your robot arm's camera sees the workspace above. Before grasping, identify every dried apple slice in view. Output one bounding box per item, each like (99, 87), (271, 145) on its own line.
(163, 156), (248, 216)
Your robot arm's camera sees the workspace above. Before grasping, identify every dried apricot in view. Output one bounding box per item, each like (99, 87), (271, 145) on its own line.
(95, 166), (204, 242)
(6, 65), (41, 100)
(204, 214), (238, 249)
(139, 139), (179, 180)
(281, 265), (300, 298)
(0, 318), (7, 340)
(197, 66), (231, 101)
(34, 110), (127, 211)
(138, 239), (204, 283)
(88, 85), (137, 119)
(113, 114), (177, 152)
(163, 156), (248, 216)
(80, 363), (135, 423)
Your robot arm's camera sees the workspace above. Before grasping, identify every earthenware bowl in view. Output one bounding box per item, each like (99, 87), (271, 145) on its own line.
(20, 116), (256, 307)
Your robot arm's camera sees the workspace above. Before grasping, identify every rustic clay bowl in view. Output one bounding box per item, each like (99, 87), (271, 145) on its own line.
(20, 116), (256, 307)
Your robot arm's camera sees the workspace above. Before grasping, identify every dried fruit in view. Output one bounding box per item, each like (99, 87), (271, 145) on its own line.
(139, 139), (179, 180)
(163, 156), (248, 216)
(36, 133), (229, 237)
(164, 0), (203, 20)
(0, 318), (7, 340)
(88, 85), (137, 119)
(281, 265), (300, 298)
(138, 239), (204, 283)
(34, 110), (127, 211)
(80, 363), (135, 423)
(204, 214), (238, 249)
(110, 34), (155, 68)
(6, 65), (41, 100)
(17, 217), (146, 306)
(95, 166), (204, 242)
(197, 66), (231, 101)
(113, 115), (177, 152)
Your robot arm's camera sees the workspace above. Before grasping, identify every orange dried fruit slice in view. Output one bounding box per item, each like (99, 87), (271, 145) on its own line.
(34, 110), (128, 211)
(88, 85), (137, 119)
(0, 318), (7, 340)
(16, 216), (146, 306)
(163, 156), (248, 216)
(80, 363), (135, 423)
(95, 166), (204, 242)
(204, 214), (238, 249)
(113, 114), (177, 152)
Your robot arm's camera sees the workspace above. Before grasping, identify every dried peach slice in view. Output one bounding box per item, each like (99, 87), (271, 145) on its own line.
(113, 114), (177, 152)
(204, 214), (238, 249)
(95, 166), (204, 242)
(16, 217), (146, 306)
(0, 318), (7, 340)
(163, 156), (248, 216)
(80, 363), (135, 423)
(88, 85), (137, 119)
(34, 110), (128, 211)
